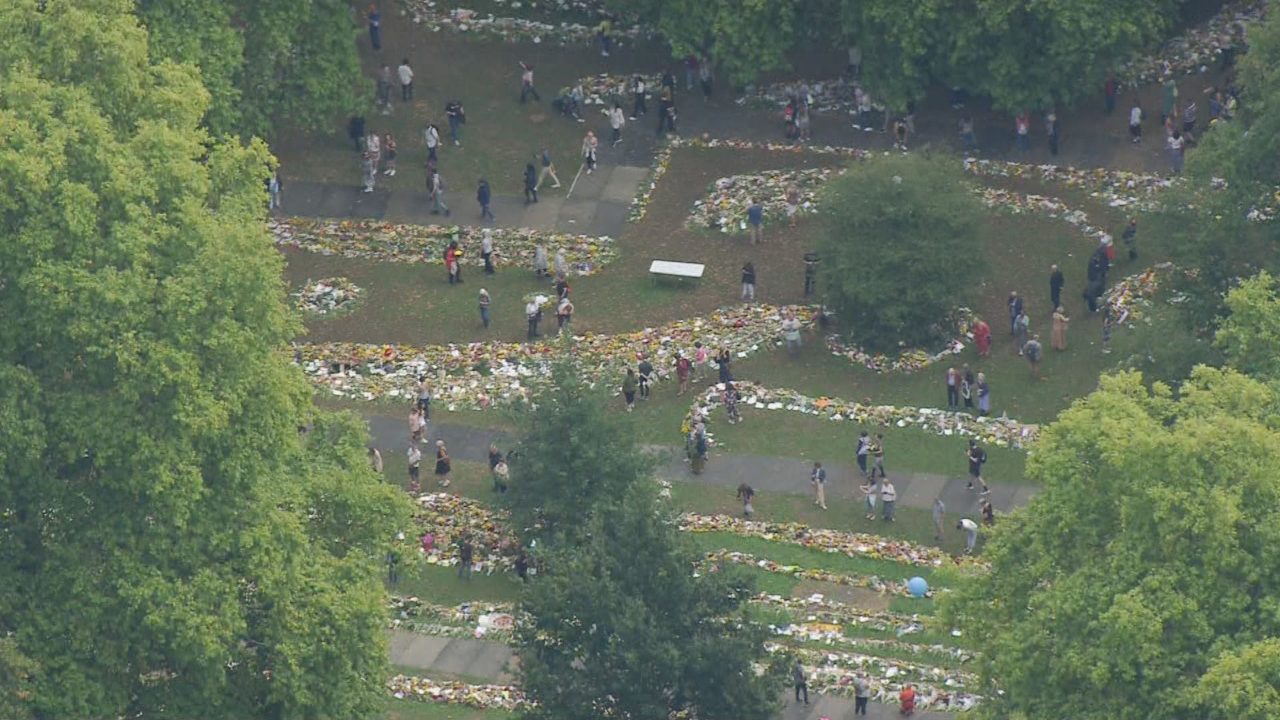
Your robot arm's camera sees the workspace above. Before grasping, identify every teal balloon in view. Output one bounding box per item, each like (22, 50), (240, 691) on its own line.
(907, 576), (929, 597)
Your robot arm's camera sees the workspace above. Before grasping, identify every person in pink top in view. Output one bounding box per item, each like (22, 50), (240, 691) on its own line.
(694, 341), (709, 382)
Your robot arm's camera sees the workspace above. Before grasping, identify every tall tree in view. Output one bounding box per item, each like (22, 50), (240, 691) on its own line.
(0, 2), (407, 717)
(511, 359), (781, 720)
(944, 368), (1280, 720)
(138, 0), (364, 138)
(816, 153), (986, 350)
(1215, 270), (1280, 382)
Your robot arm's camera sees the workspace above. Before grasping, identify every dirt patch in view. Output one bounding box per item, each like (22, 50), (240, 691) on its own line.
(792, 579), (890, 611)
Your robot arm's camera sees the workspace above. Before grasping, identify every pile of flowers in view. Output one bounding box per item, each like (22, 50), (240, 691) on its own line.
(737, 78), (864, 113)
(389, 596), (516, 641)
(295, 303), (817, 406)
(751, 593), (941, 637)
(271, 218), (617, 276)
(411, 493), (517, 571)
(401, 0), (651, 45)
(388, 675), (527, 710)
(1104, 262), (1173, 325)
(571, 73), (663, 105)
(1118, 0), (1265, 87)
(824, 308), (980, 375)
(682, 511), (990, 566)
(705, 549), (913, 595)
(292, 277), (362, 316)
(688, 167), (843, 231)
(979, 188), (1113, 242)
(963, 157), (1171, 212)
(781, 644), (981, 711)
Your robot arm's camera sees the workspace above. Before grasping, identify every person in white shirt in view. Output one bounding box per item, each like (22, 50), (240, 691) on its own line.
(581, 130), (598, 174)
(424, 123), (440, 162)
(406, 445), (422, 493)
(609, 103), (626, 146)
(526, 299), (541, 339)
(397, 59), (414, 102)
(1129, 100), (1143, 143)
(880, 479), (897, 522)
(958, 518), (979, 553)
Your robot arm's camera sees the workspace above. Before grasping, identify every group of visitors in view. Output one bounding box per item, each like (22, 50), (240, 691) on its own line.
(943, 365), (991, 416)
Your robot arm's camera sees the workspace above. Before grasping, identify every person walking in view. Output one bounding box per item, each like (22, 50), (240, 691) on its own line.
(445, 100), (465, 146)
(526, 297), (541, 339)
(1007, 291), (1023, 334)
(377, 64), (393, 114)
(1129, 98), (1143, 144)
(932, 497), (946, 542)
(518, 61), (540, 102)
(747, 199), (763, 244)
(958, 517), (979, 554)
(481, 230), (496, 274)
(609, 103), (626, 146)
(977, 371), (990, 417)
(536, 148), (561, 190)
(457, 537), (473, 580)
(398, 58), (414, 101)
(382, 133), (397, 176)
(478, 288), (491, 328)
(855, 431), (870, 478)
(967, 440), (989, 492)
(638, 354), (654, 400)
(424, 122), (440, 162)
(367, 4), (381, 50)
(622, 369), (638, 411)
(582, 130), (598, 174)
(1182, 100), (1198, 134)
(870, 433), (886, 479)
(1049, 265), (1064, 311)
(406, 443), (422, 494)
(429, 169), (450, 216)
(360, 149), (377, 193)
(477, 178), (495, 222)
(1024, 334), (1044, 378)
(1052, 306), (1070, 350)
(792, 661), (809, 705)
(524, 162), (539, 204)
(741, 261), (756, 302)
(1168, 131), (1186, 174)
(974, 317), (991, 357)
(945, 366), (960, 408)
(736, 482), (755, 517)
(810, 462), (827, 510)
(880, 478), (897, 521)
(416, 377), (432, 418)
(854, 672), (870, 716)
(366, 131), (381, 170)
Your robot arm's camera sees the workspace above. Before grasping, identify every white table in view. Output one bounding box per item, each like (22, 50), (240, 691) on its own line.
(649, 260), (705, 284)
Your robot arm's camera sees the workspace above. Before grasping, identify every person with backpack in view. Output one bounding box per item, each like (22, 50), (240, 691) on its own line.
(966, 440), (989, 492)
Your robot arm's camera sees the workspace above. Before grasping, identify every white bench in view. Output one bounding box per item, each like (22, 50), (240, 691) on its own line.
(649, 260), (705, 284)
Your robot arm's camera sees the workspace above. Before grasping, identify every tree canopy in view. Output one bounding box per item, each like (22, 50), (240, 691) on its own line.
(138, 0), (364, 138)
(0, 2), (407, 716)
(944, 368), (1280, 720)
(510, 359), (780, 720)
(816, 153), (986, 350)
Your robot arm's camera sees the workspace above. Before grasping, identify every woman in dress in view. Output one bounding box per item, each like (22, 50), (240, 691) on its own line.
(434, 439), (452, 488)
(973, 317), (991, 357)
(1052, 306), (1070, 350)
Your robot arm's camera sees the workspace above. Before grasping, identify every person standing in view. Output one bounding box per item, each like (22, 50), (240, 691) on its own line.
(518, 61), (540, 103)
(444, 240), (461, 285)
(694, 342), (709, 381)
(369, 446), (384, 473)
(406, 444), (422, 494)
(1122, 218), (1139, 259)
(810, 462), (827, 510)
(582, 130), (598, 174)
(1103, 73), (1117, 114)
(1046, 111), (1059, 156)
(977, 372), (990, 417)
(792, 661), (809, 705)
(1052, 306), (1070, 350)
(481, 230), (496, 274)
(747, 199), (763, 244)
(622, 369), (637, 411)
(1007, 291), (1023, 334)
(377, 64), (393, 114)
(477, 178), (495, 222)
(1024, 334), (1044, 378)
(741, 261), (756, 302)
(361, 149), (377, 193)
(457, 537), (473, 580)
(871, 433), (886, 479)
(945, 366), (960, 408)
(1014, 307), (1030, 355)
(554, 249), (569, 280)
(366, 131), (381, 171)
(429, 169), (450, 216)
(526, 297), (541, 339)
(434, 440), (451, 487)
(699, 58), (713, 100)
(782, 310), (802, 353)
(716, 349), (733, 383)
(736, 483), (755, 517)
(631, 75), (648, 119)
(981, 498), (996, 525)
(880, 478), (897, 521)
(267, 171), (282, 211)
(1161, 76), (1178, 125)
(785, 184), (801, 228)
(478, 288), (491, 328)
(609, 103), (626, 146)
(537, 148), (561, 189)
(382, 133), (397, 176)
(1129, 98), (1143, 144)
(853, 672), (870, 716)
(723, 381), (742, 423)
(959, 114), (977, 153)
(675, 353), (691, 395)
(524, 162), (539, 204)
(861, 477), (878, 520)
(367, 4), (381, 50)
(555, 296), (574, 334)
(932, 497), (946, 542)
(856, 431), (871, 478)
(416, 377), (432, 418)
(1168, 131), (1186, 174)
(1015, 112), (1030, 152)
(960, 369), (973, 410)
(398, 59), (414, 101)
(638, 354), (654, 400)
(958, 518), (979, 554)
(533, 244), (549, 278)
(445, 100), (465, 146)
(424, 122), (440, 162)
(1182, 99), (1198, 134)
(974, 317), (991, 357)
(1049, 265), (1064, 311)
(967, 440), (989, 492)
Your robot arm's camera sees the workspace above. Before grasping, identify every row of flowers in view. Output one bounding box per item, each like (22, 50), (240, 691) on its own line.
(706, 549), (923, 597)
(388, 675), (527, 710)
(1117, 0), (1265, 87)
(292, 277), (362, 316)
(571, 73), (663, 105)
(294, 303), (816, 406)
(271, 218), (617, 276)
(962, 157), (1169, 212)
(737, 77), (868, 113)
(389, 595), (516, 641)
(401, 0), (651, 45)
(824, 308), (979, 374)
(782, 643), (981, 711)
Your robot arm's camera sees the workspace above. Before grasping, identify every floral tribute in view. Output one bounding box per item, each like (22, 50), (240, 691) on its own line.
(688, 167), (843, 231)
(1117, 0), (1265, 87)
(292, 277), (362, 316)
(401, 0), (651, 45)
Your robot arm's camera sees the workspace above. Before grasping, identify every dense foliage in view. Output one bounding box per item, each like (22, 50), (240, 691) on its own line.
(0, 2), (407, 716)
(945, 368), (1280, 720)
(509, 361), (781, 720)
(816, 153), (985, 350)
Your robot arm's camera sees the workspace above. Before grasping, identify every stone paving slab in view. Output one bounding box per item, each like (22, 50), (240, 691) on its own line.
(389, 631), (451, 669)
(601, 165), (649, 203)
(429, 638), (489, 676)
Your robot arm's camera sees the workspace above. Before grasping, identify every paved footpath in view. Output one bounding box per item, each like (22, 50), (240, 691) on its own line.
(372, 416), (1035, 517)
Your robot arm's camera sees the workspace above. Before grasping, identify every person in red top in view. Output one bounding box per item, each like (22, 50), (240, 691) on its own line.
(899, 684), (917, 715)
(445, 241), (462, 285)
(1102, 235), (1116, 263)
(675, 353), (692, 395)
(973, 318), (992, 357)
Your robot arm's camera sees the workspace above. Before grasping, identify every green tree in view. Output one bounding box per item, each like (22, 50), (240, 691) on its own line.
(1194, 639), (1280, 720)
(944, 368), (1280, 720)
(1216, 271), (1280, 381)
(0, 2), (408, 717)
(815, 153), (985, 350)
(139, 0), (364, 138)
(512, 360), (781, 720)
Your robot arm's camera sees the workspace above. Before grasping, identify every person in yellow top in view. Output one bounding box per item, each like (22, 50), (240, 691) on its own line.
(597, 20), (613, 56)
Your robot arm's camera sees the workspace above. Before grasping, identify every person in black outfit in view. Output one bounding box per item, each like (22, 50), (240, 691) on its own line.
(524, 162), (538, 204)
(1049, 264), (1064, 312)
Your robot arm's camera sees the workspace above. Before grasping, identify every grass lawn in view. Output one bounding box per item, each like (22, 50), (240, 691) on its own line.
(383, 698), (513, 720)
(391, 563), (523, 605)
